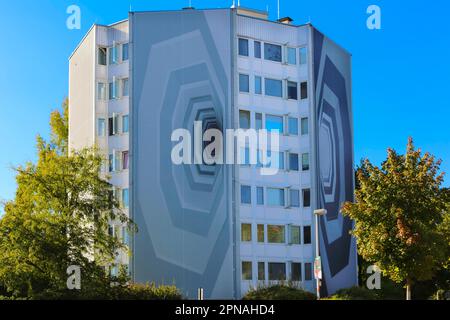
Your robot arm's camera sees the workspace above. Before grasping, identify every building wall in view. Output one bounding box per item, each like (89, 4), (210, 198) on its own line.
(130, 9), (235, 299)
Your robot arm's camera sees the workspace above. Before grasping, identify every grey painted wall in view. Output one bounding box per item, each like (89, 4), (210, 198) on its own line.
(130, 9), (235, 299)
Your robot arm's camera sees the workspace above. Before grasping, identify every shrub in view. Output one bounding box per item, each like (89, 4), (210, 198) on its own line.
(111, 283), (183, 300)
(325, 286), (379, 300)
(243, 284), (316, 300)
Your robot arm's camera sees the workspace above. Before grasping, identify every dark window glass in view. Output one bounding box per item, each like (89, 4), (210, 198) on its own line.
(265, 78), (282, 97)
(264, 43), (282, 62)
(305, 263), (313, 280)
(268, 263), (286, 280)
(239, 74), (249, 93)
(108, 118), (114, 136)
(257, 224), (265, 242)
(242, 261), (252, 280)
(239, 38), (249, 56)
(254, 41), (261, 58)
(289, 153), (299, 171)
(241, 185), (251, 204)
(98, 47), (107, 65)
(303, 226), (311, 244)
(287, 81), (298, 100)
(292, 263), (301, 281)
(300, 82), (308, 99)
(239, 110), (250, 129)
(258, 262), (265, 280)
(303, 189), (311, 207)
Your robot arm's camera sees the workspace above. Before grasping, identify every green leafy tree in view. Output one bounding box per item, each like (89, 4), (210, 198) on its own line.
(342, 138), (449, 300)
(0, 100), (135, 299)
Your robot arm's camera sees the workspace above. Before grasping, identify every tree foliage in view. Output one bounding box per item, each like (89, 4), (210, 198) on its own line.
(342, 138), (449, 297)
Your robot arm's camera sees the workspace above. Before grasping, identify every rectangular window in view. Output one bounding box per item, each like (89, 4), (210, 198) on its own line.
(300, 82), (308, 99)
(255, 76), (262, 94)
(267, 188), (285, 206)
(254, 41), (261, 58)
(265, 78), (283, 97)
(299, 47), (307, 65)
(291, 263), (301, 281)
(268, 263), (286, 281)
(257, 224), (265, 243)
(287, 81), (298, 100)
(267, 225), (285, 244)
(98, 47), (107, 66)
(303, 226), (311, 244)
(239, 110), (250, 129)
(256, 187), (264, 205)
(122, 115), (129, 133)
(97, 82), (106, 100)
(108, 117), (114, 136)
(289, 153), (299, 171)
(122, 188), (129, 208)
(290, 225), (301, 244)
(265, 114), (283, 133)
(238, 38), (249, 56)
(109, 45), (119, 64)
(240, 185), (251, 204)
(114, 150), (121, 172)
(287, 47), (296, 65)
(122, 226), (129, 245)
(265, 151), (284, 170)
(302, 153), (309, 171)
(264, 43), (282, 62)
(303, 189), (311, 207)
(109, 80), (119, 100)
(122, 151), (129, 170)
(241, 223), (252, 242)
(301, 117), (309, 135)
(305, 263), (313, 281)
(108, 154), (114, 172)
(258, 262), (265, 280)
(122, 78), (129, 97)
(288, 117), (298, 135)
(122, 43), (129, 61)
(242, 261), (252, 280)
(239, 74), (249, 93)
(255, 113), (263, 130)
(290, 189), (300, 208)
(97, 118), (106, 137)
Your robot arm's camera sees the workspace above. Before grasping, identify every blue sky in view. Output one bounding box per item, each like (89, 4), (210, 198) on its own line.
(1, 0), (449, 211)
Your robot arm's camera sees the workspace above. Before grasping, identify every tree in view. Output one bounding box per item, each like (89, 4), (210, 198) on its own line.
(49, 98), (69, 155)
(0, 99), (135, 299)
(342, 138), (449, 300)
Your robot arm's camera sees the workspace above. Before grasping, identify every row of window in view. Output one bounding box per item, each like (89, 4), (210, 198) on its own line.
(109, 150), (129, 172)
(238, 38), (308, 66)
(239, 110), (309, 136)
(239, 74), (307, 100)
(242, 261), (313, 282)
(240, 186), (311, 208)
(239, 148), (309, 171)
(241, 223), (311, 245)
(98, 43), (129, 66)
(97, 114), (129, 137)
(97, 78), (129, 100)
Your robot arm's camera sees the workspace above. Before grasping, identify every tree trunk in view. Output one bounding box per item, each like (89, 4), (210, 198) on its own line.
(406, 278), (412, 300)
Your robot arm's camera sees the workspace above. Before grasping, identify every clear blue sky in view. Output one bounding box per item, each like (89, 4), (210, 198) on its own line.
(1, 0), (449, 212)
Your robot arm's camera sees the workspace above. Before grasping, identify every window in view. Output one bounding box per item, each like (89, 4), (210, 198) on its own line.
(239, 147), (250, 166)
(97, 118), (106, 137)
(122, 188), (129, 208)
(290, 189), (300, 208)
(238, 38), (249, 56)
(108, 118), (114, 136)
(242, 261), (252, 280)
(265, 151), (284, 170)
(301, 117), (309, 135)
(287, 47), (296, 65)
(256, 187), (264, 205)
(267, 225), (285, 244)
(287, 81), (298, 100)
(265, 78), (282, 97)
(255, 76), (262, 94)
(98, 47), (107, 65)
(97, 82), (106, 100)
(291, 263), (301, 281)
(257, 224), (265, 243)
(255, 113), (263, 130)
(239, 110), (250, 129)
(299, 47), (307, 65)
(290, 225), (301, 244)
(265, 115), (283, 133)
(241, 223), (252, 242)
(109, 80), (119, 100)
(258, 262), (265, 280)
(268, 263), (286, 281)
(122, 43), (129, 61)
(303, 226), (311, 244)
(302, 153), (309, 171)
(267, 188), (285, 206)
(108, 154), (114, 172)
(109, 45), (119, 64)
(264, 43), (282, 62)
(289, 153), (299, 171)
(303, 189), (311, 207)
(288, 117), (298, 135)
(122, 151), (129, 170)
(122, 226), (129, 245)
(122, 115), (129, 133)
(239, 74), (249, 93)
(240, 185), (251, 204)
(122, 78), (129, 97)
(300, 82), (308, 99)
(254, 41), (261, 58)
(114, 151), (121, 172)
(305, 263), (313, 280)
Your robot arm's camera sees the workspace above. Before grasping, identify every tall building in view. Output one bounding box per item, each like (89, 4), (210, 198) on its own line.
(68, 6), (357, 299)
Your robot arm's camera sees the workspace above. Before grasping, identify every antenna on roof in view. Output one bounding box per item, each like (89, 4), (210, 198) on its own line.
(238, 0), (241, 6)
(189, 0), (192, 7)
(277, 0), (280, 19)
(231, 0), (236, 8)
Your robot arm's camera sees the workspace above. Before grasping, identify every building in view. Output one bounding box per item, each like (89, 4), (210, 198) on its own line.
(68, 6), (357, 299)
